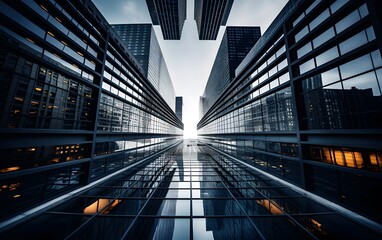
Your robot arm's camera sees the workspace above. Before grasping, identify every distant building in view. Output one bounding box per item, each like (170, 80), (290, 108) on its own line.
(175, 96), (183, 121)
(194, 0), (234, 40)
(113, 24), (176, 111)
(146, 0), (187, 40)
(201, 26), (261, 115)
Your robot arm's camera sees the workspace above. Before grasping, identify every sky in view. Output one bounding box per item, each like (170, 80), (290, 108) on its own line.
(92, 0), (288, 138)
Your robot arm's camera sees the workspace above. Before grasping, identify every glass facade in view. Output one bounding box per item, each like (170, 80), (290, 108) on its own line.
(146, 0), (187, 40)
(194, 0), (234, 40)
(201, 27), (262, 116)
(0, 0), (182, 223)
(1, 141), (380, 239)
(198, 0), (382, 227)
(112, 24), (176, 111)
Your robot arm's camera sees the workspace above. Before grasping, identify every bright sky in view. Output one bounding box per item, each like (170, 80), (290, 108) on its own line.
(92, 0), (288, 138)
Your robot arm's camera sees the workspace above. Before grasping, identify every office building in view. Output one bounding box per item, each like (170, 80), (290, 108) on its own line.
(201, 26), (261, 115)
(194, 0), (234, 40)
(175, 96), (183, 121)
(112, 24), (176, 111)
(198, 0), (382, 228)
(146, 0), (187, 40)
(0, 0), (183, 226)
(1, 0), (382, 239)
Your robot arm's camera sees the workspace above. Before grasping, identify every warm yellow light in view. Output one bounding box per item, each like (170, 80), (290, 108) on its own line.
(77, 51), (84, 57)
(13, 194), (21, 198)
(334, 150), (345, 166)
(256, 199), (283, 215)
(370, 153), (378, 165)
(35, 87), (42, 92)
(0, 166), (20, 173)
(47, 31), (55, 37)
(83, 199), (110, 214)
(102, 199), (121, 215)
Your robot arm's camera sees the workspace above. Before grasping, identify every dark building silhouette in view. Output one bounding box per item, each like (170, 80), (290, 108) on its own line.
(112, 24), (176, 110)
(146, 0), (187, 40)
(201, 26), (261, 115)
(175, 96), (183, 121)
(194, 0), (234, 40)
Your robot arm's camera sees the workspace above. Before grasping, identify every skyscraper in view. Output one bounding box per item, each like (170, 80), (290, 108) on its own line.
(112, 24), (176, 111)
(194, 0), (234, 40)
(0, 0), (183, 224)
(198, 0), (382, 228)
(201, 26), (261, 115)
(175, 96), (183, 121)
(146, 0), (187, 40)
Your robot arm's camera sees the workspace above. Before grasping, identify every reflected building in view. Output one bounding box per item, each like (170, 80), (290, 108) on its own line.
(194, 0), (234, 40)
(198, 0), (382, 227)
(0, 0), (182, 224)
(201, 26), (261, 115)
(175, 96), (183, 121)
(112, 24), (176, 111)
(146, 0), (187, 40)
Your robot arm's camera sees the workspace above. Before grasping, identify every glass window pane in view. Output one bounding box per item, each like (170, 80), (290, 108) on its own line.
(321, 67), (340, 86)
(335, 10), (361, 34)
(330, 0), (349, 13)
(297, 42), (312, 58)
(299, 58), (315, 74)
(316, 47), (339, 66)
(342, 71), (381, 96)
(371, 50), (382, 68)
(359, 3), (369, 18)
(313, 27), (335, 49)
(340, 54), (373, 79)
(295, 26), (309, 43)
(339, 31), (368, 55)
(310, 9), (330, 30)
(366, 26), (376, 41)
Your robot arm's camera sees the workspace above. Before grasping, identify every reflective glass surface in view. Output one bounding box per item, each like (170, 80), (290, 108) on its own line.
(3, 141), (380, 239)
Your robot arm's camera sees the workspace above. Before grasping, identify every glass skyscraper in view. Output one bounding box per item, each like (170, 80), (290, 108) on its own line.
(194, 0), (234, 40)
(1, 0), (382, 239)
(198, 0), (382, 229)
(112, 24), (176, 111)
(175, 96), (183, 121)
(201, 26), (261, 115)
(146, 0), (187, 40)
(0, 0), (182, 226)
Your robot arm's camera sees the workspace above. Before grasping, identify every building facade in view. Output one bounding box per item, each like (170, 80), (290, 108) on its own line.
(0, 0), (183, 224)
(201, 26), (261, 115)
(194, 0), (234, 40)
(146, 0), (187, 40)
(198, 0), (382, 226)
(175, 96), (183, 121)
(112, 24), (176, 111)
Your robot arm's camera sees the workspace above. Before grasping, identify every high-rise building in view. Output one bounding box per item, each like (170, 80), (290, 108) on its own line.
(112, 24), (176, 111)
(146, 0), (187, 40)
(2, 0), (382, 239)
(198, 0), (382, 230)
(201, 26), (261, 115)
(194, 0), (234, 40)
(175, 96), (183, 121)
(0, 0), (182, 225)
